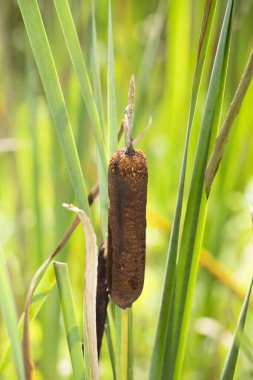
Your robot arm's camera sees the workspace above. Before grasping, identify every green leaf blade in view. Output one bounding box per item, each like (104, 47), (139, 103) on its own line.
(54, 261), (86, 379)
(53, 0), (107, 170)
(0, 250), (25, 380)
(220, 277), (253, 380)
(167, 1), (235, 378)
(149, 1), (218, 378)
(17, 0), (90, 214)
(91, 0), (109, 238)
(91, 0), (105, 130)
(0, 263), (56, 373)
(107, 0), (118, 158)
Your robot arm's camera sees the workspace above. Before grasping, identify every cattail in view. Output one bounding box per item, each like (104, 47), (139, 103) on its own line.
(107, 75), (148, 309)
(107, 146), (148, 308)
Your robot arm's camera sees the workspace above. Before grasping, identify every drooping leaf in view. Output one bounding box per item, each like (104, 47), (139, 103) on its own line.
(63, 203), (99, 380)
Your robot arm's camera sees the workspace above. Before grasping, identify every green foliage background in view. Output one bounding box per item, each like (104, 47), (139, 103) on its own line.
(1, 0), (253, 379)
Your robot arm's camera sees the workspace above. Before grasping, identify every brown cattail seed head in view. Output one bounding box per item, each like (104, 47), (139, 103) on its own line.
(107, 148), (148, 309)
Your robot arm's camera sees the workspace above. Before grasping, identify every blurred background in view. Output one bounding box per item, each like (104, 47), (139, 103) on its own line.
(1, 0), (253, 379)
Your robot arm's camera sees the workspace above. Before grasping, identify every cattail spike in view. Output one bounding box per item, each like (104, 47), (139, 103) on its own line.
(107, 148), (148, 309)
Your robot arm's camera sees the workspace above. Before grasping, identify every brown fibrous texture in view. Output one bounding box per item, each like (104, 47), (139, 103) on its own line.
(107, 148), (148, 309)
(96, 243), (109, 356)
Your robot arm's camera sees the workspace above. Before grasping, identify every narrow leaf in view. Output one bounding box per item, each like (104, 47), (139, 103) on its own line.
(107, 0), (118, 158)
(168, 1), (235, 378)
(149, 1), (218, 378)
(0, 249), (25, 380)
(22, 216), (80, 380)
(53, 0), (107, 170)
(91, 0), (108, 238)
(208, 4), (233, 152)
(54, 262), (85, 379)
(220, 276), (253, 380)
(106, 305), (117, 380)
(91, 0), (105, 129)
(16, 0), (90, 214)
(0, 264), (55, 373)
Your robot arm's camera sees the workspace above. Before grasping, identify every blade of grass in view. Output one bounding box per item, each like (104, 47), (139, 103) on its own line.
(54, 262), (85, 379)
(91, 0), (105, 129)
(165, 19), (234, 374)
(91, 0), (108, 238)
(26, 56), (44, 268)
(107, 0), (118, 158)
(53, 0), (107, 170)
(106, 305), (117, 380)
(208, 8), (233, 152)
(16, 0), (90, 214)
(149, 1), (218, 378)
(22, 216), (80, 379)
(53, 0), (110, 240)
(1, 179), (99, 374)
(28, 264), (56, 321)
(220, 276), (253, 380)
(104, 327), (117, 379)
(0, 249), (25, 380)
(0, 264), (55, 373)
(166, 1), (235, 378)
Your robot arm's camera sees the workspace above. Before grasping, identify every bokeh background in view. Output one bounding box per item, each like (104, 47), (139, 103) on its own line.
(1, 0), (253, 379)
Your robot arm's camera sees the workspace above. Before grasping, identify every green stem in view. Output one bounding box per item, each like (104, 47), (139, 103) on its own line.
(120, 309), (129, 380)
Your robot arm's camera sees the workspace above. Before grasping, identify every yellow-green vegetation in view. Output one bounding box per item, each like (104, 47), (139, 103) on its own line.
(1, 1), (253, 379)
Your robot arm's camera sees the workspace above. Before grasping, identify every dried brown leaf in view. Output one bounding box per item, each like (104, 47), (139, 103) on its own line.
(63, 203), (99, 380)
